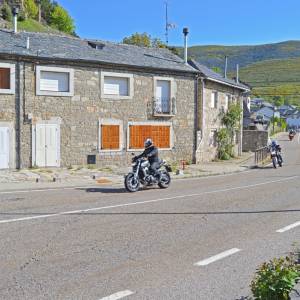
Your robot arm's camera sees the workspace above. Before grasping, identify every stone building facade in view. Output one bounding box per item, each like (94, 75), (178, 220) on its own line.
(189, 60), (250, 162)
(0, 30), (197, 169)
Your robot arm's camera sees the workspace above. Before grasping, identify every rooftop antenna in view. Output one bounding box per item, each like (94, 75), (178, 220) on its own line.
(165, 1), (176, 45)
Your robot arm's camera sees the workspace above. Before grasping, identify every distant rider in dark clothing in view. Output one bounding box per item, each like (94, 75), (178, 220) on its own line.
(136, 138), (160, 179)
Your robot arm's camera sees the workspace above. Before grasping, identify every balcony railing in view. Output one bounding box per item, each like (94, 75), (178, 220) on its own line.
(153, 97), (176, 116)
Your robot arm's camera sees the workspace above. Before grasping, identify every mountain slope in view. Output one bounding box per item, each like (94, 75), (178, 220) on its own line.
(237, 57), (300, 104)
(178, 40), (300, 71)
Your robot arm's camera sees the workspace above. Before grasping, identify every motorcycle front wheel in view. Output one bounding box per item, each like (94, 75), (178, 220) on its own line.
(272, 157), (277, 169)
(124, 173), (140, 192)
(158, 171), (171, 189)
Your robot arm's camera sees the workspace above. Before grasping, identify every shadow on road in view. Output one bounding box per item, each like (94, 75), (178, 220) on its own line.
(79, 187), (128, 193)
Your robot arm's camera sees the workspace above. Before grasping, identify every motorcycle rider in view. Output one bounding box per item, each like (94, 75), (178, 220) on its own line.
(136, 138), (160, 181)
(269, 139), (283, 163)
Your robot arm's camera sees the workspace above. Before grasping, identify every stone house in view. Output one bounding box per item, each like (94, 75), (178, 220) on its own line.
(189, 60), (250, 162)
(0, 29), (198, 169)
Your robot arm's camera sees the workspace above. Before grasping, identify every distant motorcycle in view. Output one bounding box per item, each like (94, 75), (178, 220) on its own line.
(270, 146), (283, 168)
(289, 130), (296, 141)
(124, 155), (172, 192)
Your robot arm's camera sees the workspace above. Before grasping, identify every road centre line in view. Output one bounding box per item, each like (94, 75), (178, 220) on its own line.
(194, 248), (241, 266)
(99, 290), (135, 300)
(276, 221), (300, 233)
(0, 175), (298, 225)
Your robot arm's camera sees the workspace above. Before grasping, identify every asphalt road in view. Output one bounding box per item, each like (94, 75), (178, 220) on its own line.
(0, 135), (300, 300)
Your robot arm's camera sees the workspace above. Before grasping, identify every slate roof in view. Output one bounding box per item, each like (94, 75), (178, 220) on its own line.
(188, 59), (250, 91)
(0, 29), (197, 73)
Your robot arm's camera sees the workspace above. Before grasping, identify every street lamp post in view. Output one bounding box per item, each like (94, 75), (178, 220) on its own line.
(273, 107), (277, 134)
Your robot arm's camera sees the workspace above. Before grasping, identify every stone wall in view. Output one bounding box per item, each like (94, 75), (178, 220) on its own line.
(242, 130), (269, 152)
(15, 60), (196, 168)
(196, 79), (245, 162)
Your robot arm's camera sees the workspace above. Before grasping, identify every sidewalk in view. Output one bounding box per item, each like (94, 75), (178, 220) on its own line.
(0, 152), (254, 192)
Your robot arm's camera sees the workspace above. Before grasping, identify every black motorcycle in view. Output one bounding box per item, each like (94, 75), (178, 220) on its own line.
(270, 146), (283, 168)
(124, 155), (172, 192)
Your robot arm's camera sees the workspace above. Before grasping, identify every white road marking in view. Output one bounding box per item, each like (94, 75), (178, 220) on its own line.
(194, 248), (241, 266)
(276, 221), (300, 233)
(99, 290), (134, 300)
(0, 175), (298, 225)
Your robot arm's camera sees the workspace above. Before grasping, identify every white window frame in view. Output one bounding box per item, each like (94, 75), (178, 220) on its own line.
(98, 119), (123, 152)
(101, 71), (134, 100)
(127, 121), (174, 151)
(0, 63), (15, 94)
(153, 76), (176, 115)
(210, 91), (218, 108)
(36, 66), (74, 97)
(209, 129), (217, 147)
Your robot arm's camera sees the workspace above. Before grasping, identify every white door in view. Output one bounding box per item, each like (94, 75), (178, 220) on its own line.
(0, 127), (9, 169)
(35, 124), (59, 167)
(156, 80), (171, 113)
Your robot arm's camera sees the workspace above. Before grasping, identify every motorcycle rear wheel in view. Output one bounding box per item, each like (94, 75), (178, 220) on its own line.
(158, 172), (171, 189)
(124, 173), (140, 192)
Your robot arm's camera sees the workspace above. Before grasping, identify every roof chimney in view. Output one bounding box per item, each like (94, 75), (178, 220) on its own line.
(183, 27), (189, 65)
(224, 56), (228, 78)
(26, 37), (30, 49)
(12, 7), (19, 34)
(236, 64), (239, 83)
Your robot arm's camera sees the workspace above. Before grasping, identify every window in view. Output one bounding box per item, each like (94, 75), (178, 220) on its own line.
(153, 77), (176, 115)
(101, 72), (133, 99)
(211, 91), (218, 108)
(99, 119), (123, 151)
(104, 77), (129, 96)
(209, 129), (217, 147)
(0, 63), (15, 94)
(129, 123), (172, 149)
(224, 94), (231, 111)
(36, 66), (74, 96)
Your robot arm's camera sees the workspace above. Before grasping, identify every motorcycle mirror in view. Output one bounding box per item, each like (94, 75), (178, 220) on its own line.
(131, 152), (135, 156)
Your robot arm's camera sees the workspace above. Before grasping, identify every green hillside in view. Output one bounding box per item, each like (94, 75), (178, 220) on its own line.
(178, 41), (300, 72)
(237, 58), (300, 105)
(176, 41), (300, 105)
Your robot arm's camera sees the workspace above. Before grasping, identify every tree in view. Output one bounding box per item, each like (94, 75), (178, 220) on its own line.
(123, 32), (152, 47)
(41, 0), (56, 24)
(273, 95), (284, 107)
(50, 4), (75, 34)
(24, 0), (38, 19)
(1, 2), (13, 22)
(212, 66), (222, 74)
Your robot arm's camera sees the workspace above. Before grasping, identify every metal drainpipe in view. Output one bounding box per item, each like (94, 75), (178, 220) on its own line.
(201, 77), (205, 144)
(193, 74), (199, 164)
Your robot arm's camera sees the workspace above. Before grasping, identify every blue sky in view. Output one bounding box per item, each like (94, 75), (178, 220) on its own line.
(59, 0), (300, 46)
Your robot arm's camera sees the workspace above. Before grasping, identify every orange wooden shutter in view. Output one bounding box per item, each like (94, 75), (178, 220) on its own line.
(129, 125), (170, 149)
(0, 68), (10, 89)
(101, 125), (120, 150)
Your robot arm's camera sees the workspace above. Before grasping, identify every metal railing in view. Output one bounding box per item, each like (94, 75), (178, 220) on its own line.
(153, 97), (176, 116)
(254, 146), (269, 166)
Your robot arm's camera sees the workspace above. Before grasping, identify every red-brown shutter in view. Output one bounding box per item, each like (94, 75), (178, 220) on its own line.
(0, 68), (10, 89)
(101, 125), (120, 150)
(129, 125), (170, 149)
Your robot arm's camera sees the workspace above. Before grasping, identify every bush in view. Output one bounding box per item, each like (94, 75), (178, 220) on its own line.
(216, 128), (231, 160)
(251, 256), (300, 300)
(17, 9), (27, 21)
(50, 5), (75, 34)
(24, 0), (38, 19)
(1, 2), (12, 22)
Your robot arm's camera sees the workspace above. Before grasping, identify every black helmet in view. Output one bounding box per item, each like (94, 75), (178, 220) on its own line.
(144, 138), (153, 148)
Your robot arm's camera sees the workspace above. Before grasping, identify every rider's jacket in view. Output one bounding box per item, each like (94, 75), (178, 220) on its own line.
(137, 145), (159, 164)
